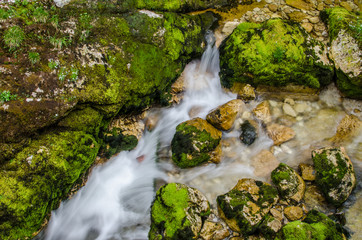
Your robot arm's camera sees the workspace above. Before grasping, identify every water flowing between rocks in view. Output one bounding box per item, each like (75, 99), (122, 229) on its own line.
(42, 31), (361, 240)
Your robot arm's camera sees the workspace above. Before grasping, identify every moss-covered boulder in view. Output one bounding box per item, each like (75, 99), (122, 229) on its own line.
(276, 210), (345, 240)
(271, 163), (306, 203)
(312, 147), (356, 206)
(321, 7), (362, 99)
(171, 117), (222, 168)
(217, 178), (279, 235)
(206, 99), (244, 131)
(149, 183), (210, 240)
(219, 18), (334, 90)
(0, 130), (99, 240)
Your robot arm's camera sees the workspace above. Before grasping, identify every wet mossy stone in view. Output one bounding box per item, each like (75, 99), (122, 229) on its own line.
(217, 179), (279, 235)
(277, 210), (344, 240)
(149, 183), (210, 240)
(0, 130), (99, 240)
(219, 19), (334, 90)
(271, 163), (305, 203)
(240, 120), (257, 145)
(171, 117), (222, 168)
(321, 7), (362, 99)
(312, 147), (356, 206)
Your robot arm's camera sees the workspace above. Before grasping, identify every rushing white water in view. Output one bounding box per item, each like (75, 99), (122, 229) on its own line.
(44, 31), (235, 240)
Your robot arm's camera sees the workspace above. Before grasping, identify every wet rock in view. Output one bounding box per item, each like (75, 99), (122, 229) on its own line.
(171, 118), (222, 168)
(217, 179), (279, 235)
(268, 3), (278, 12)
(271, 163), (306, 203)
(240, 120), (257, 145)
(282, 103), (297, 117)
(231, 83), (256, 101)
(299, 163), (316, 181)
(321, 7), (362, 99)
(222, 21), (240, 36)
(301, 22), (313, 32)
(284, 206), (304, 221)
(270, 208), (283, 221)
(219, 19), (333, 90)
(253, 101), (272, 124)
(252, 150), (280, 178)
(206, 99), (245, 131)
(330, 114), (361, 144)
(200, 213), (230, 240)
(266, 123), (296, 145)
(285, 0), (314, 10)
(259, 214), (283, 238)
(294, 102), (310, 113)
(149, 183), (210, 240)
(303, 185), (331, 213)
(312, 147), (356, 206)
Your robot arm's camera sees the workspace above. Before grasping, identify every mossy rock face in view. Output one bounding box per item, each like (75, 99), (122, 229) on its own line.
(0, 130), (99, 240)
(312, 147), (356, 206)
(321, 7), (362, 99)
(149, 183), (210, 240)
(219, 19), (334, 90)
(216, 178), (279, 235)
(277, 210), (344, 240)
(271, 163), (305, 203)
(171, 117), (222, 168)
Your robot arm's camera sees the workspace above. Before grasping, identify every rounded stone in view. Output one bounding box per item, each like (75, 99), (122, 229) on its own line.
(284, 206), (304, 221)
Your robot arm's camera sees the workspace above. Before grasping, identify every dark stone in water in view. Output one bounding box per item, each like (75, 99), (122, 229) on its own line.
(240, 121), (257, 145)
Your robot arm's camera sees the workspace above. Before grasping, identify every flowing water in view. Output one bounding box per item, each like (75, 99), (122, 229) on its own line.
(42, 31), (362, 240)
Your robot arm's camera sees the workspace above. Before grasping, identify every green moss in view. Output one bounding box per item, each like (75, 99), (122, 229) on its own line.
(0, 130), (99, 240)
(171, 122), (221, 168)
(219, 19), (334, 89)
(271, 163), (300, 199)
(149, 183), (192, 239)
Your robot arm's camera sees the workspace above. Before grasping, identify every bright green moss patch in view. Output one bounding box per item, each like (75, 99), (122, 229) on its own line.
(219, 19), (334, 89)
(0, 130), (99, 240)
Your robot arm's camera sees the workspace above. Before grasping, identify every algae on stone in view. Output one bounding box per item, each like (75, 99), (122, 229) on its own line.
(219, 19), (334, 90)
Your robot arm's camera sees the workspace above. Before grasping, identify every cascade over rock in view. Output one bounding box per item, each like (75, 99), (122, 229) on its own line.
(219, 18), (334, 90)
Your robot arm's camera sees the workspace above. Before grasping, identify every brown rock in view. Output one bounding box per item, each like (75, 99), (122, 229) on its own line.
(330, 114), (361, 144)
(231, 83), (256, 101)
(304, 185), (332, 213)
(109, 112), (145, 140)
(288, 11), (308, 22)
(309, 16), (320, 24)
(317, 3), (325, 10)
(268, 3), (278, 12)
(266, 123), (296, 145)
(252, 150), (280, 178)
(253, 101), (272, 123)
(209, 144), (222, 164)
(284, 206), (304, 221)
(270, 208), (283, 221)
(339, 2), (352, 11)
(299, 163), (316, 181)
(285, 0), (313, 10)
(200, 215), (230, 240)
(206, 99), (245, 131)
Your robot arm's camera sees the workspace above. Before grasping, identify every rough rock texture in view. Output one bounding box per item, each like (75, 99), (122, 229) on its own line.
(330, 114), (361, 144)
(312, 147), (356, 206)
(219, 19), (334, 90)
(271, 163), (306, 203)
(253, 101), (272, 123)
(0, 131), (99, 240)
(206, 99), (245, 131)
(149, 183), (210, 240)
(299, 163), (316, 181)
(217, 178), (279, 235)
(266, 123), (296, 146)
(171, 118), (222, 168)
(259, 214), (283, 239)
(321, 7), (362, 99)
(230, 83), (256, 101)
(277, 210), (345, 240)
(284, 206), (304, 221)
(199, 213), (230, 240)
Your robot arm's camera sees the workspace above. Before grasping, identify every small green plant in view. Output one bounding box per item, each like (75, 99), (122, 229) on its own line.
(49, 36), (71, 49)
(58, 67), (68, 81)
(50, 14), (59, 29)
(32, 6), (49, 23)
(3, 26), (25, 50)
(349, 18), (362, 42)
(28, 52), (40, 65)
(273, 46), (286, 63)
(48, 59), (59, 70)
(0, 8), (11, 20)
(0, 90), (17, 104)
(69, 67), (79, 82)
(79, 12), (92, 41)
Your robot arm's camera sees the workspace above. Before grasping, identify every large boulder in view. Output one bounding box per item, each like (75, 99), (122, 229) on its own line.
(0, 131), (99, 240)
(271, 163), (305, 203)
(217, 179), (279, 235)
(321, 7), (362, 99)
(149, 183), (210, 240)
(312, 147), (356, 206)
(171, 118), (222, 168)
(206, 99), (244, 131)
(219, 19), (334, 90)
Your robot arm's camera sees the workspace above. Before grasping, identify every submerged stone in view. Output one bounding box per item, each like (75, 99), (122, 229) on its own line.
(149, 183), (210, 240)
(239, 120), (257, 145)
(217, 178), (279, 235)
(171, 118), (222, 168)
(219, 19), (333, 90)
(312, 147), (356, 206)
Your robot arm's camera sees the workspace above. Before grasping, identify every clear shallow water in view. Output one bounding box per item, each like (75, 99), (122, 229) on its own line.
(42, 32), (361, 240)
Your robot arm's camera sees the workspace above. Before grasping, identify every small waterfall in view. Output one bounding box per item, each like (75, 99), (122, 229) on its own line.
(44, 32), (234, 240)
